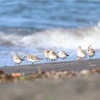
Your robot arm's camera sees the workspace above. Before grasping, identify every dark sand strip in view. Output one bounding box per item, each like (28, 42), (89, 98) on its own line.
(0, 59), (100, 75)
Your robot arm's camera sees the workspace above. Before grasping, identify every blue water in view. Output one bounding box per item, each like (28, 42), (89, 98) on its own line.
(0, 0), (100, 67)
(0, 0), (100, 29)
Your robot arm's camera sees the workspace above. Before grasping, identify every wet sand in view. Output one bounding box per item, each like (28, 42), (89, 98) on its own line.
(0, 59), (100, 75)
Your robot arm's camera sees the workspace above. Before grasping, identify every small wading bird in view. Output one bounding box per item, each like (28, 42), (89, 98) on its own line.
(41, 49), (49, 61)
(57, 50), (69, 60)
(48, 49), (58, 62)
(87, 45), (95, 59)
(10, 54), (24, 66)
(24, 54), (43, 64)
(77, 46), (87, 60)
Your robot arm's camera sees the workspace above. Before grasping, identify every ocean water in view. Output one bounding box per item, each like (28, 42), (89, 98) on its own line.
(0, 0), (100, 67)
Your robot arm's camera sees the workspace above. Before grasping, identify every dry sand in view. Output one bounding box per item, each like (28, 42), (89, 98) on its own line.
(0, 74), (100, 100)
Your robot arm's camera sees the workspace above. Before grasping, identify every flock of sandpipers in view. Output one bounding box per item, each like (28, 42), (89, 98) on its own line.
(10, 45), (95, 66)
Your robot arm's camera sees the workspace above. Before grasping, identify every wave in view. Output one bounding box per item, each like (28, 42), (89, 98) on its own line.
(0, 26), (100, 50)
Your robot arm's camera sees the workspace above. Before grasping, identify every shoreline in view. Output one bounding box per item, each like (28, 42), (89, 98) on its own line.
(0, 59), (100, 75)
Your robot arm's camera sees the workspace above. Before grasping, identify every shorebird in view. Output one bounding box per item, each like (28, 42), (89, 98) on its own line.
(11, 54), (24, 66)
(48, 49), (58, 62)
(77, 46), (87, 60)
(41, 49), (49, 61)
(57, 50), (69, 60)
(87, 45), (95, 59)
(24, 54), (43, 64)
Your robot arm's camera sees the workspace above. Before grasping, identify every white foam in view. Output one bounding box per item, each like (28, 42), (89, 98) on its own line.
(97, 21), (100, 27)
(0, 26), (100, 50)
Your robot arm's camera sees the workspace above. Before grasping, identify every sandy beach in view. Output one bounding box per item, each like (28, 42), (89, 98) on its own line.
(0, 74), (100, 100)
(0, 59), (100, 100)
